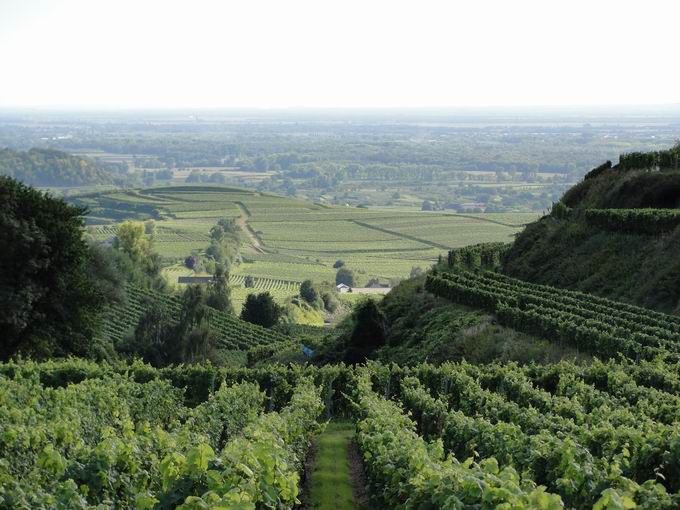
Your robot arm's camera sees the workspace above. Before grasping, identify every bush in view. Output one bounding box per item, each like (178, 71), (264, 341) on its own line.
(322, 292), (339, 313)
(241, 292), (282, 328)
(299, 280), (319, 305)
(344, 300), (386, 364)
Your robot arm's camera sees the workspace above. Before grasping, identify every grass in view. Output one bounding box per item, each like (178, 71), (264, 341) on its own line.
(307, 422), (363, 510)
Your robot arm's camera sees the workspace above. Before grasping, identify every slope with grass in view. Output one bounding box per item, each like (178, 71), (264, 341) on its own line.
(503, 153), (680, 314)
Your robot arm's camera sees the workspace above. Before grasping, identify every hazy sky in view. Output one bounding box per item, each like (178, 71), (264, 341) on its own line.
(1, 0), (678, 109)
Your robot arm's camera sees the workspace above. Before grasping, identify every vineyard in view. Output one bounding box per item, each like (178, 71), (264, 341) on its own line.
(426, 269), (680, 361)
(98, 284), (292, 351)
(2, 358), (680, 508)
(584, 208), (680, 234)
(228, 274), (300, 292)
(70, 185), (529, 293)
(0, 362), (324, 508)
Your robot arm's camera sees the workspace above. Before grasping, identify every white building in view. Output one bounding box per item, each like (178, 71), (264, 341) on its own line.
(336, 283), (351, 293)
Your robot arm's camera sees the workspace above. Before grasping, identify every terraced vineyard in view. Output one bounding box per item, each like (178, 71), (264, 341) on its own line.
(98, 284), (292, 350)
(426, 268), (680, 361)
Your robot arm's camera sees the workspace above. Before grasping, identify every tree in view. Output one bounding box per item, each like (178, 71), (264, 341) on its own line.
(129, 299), (176, 367)
(333, 259), (345, 269)
(114, 221), (152, 261)
(241, 292), (282, 328)
(322, 292), (339, 313)
(86, 244), (127, 310)
(0, 177), (103, 360)
(206, 266), (233, 314)
(210, 224), (225, 242)
(178, 285), (209, 338)
(299, 279), (319, 305)
(244, 275), (255, 288)
(344, 299), (386, 364)
(144, 219), (156, 237)
(185, 255), (200, 269)
(0, 148), (113, 187)
(336, 267), (355, 287)
(410, 266), (424, 278)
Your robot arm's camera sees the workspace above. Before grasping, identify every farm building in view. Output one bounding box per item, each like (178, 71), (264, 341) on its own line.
(336, 282), (391, 295)
(178, 276), (215, 284)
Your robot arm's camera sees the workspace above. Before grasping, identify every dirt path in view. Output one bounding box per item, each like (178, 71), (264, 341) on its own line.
(301, 421), (368, 510)
(234, 202), (265, 253)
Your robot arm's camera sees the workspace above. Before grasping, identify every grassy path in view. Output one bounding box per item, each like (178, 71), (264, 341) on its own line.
(306, 421), (365, 510)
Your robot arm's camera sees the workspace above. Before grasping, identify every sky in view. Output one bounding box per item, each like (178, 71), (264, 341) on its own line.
(0, 0), (678, 109)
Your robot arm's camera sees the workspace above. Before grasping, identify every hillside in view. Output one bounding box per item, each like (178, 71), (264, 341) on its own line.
(98, 283), (292, 364)
(503, 146), (680, 314)
(0, 147), (113, 186)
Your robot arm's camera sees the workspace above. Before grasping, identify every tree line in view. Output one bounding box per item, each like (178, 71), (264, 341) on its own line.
(0, 148), (114, 186)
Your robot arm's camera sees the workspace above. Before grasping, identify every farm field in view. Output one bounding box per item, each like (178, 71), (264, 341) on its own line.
(72, 185), (532, 306)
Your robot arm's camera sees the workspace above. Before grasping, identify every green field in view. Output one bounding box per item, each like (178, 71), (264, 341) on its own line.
(74, 185), (535, 307)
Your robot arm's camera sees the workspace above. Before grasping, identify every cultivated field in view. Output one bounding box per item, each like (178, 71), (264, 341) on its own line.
(73, 185), (535, 306)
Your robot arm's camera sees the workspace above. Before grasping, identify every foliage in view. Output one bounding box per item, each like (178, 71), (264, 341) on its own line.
(204, 217), (242, 270)
(0, 368), (323, 509)
(241, 292), (283, 328)
(321, 291), (339, 313)
(0, 148), (113, 186)
(343, 299), (386, 364)
(584, 208), (680, 234)
(446, 242), (510, 271)
(99, 283), (292, 359)
(584, 160), (612, 180)
(618, 145), (680, 171)
(206, 266), (234, 315)
(426, 269), (680, 361)
(4, 358), (680, 507)
(299, 279), (321, 307)
(114, 220), (153, 261)
(0, 177), (104, 360)
(335, 268), (355, 287)
(353, 371), (566, 509)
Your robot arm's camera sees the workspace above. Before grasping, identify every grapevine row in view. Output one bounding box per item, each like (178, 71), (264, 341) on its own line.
(426, 270), (680, 360)
(0, 371), (323, 508)
(97, 283), (292, 351)
(584, 208), (680, 234)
